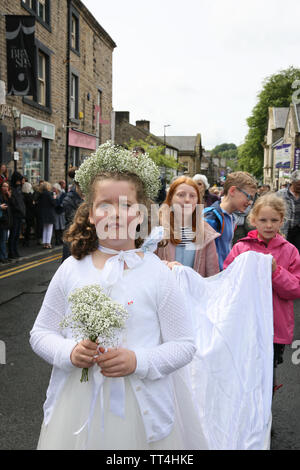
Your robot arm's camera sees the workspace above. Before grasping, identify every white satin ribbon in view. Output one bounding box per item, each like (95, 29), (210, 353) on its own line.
(74, 351), (126, 449)
(98, 246), (144, 288)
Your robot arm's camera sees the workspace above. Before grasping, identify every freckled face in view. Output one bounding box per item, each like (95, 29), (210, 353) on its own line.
(89, 179), (143, 242)
(171, 183), (198, 216)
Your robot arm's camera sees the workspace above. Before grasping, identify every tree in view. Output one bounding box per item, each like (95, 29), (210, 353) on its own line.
(210, 143), (239, 171)
(211, 143), (237, 156)
(125, 136), (178, 180)
(238, 66), (300, 178)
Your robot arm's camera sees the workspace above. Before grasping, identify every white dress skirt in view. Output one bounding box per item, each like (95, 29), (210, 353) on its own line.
(37, 367), (185, 450)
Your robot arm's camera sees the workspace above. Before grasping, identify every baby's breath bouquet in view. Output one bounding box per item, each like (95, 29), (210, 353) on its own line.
(60, 284), (129, 383)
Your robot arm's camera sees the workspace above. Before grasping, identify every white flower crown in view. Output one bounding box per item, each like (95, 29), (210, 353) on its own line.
(75, 141), (161, 200)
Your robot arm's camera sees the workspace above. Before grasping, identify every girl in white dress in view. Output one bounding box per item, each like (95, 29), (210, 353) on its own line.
(30, 143), (208, 450)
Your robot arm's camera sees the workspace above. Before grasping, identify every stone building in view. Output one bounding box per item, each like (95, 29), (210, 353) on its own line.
(161, 134), (203, 177)
(114, 111), (178, 178)
(263, 104), (300, 189)
(0, 0), (115, 185)
(114, 111), (178, 157)
(263, 107), (289, 188)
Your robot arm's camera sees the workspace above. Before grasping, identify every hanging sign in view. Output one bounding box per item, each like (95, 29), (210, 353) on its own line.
(6, 15), (36, 96)
(16, 127), (42, 149)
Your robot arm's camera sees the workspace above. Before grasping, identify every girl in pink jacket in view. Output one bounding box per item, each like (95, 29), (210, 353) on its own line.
(223, 193), (300, 391)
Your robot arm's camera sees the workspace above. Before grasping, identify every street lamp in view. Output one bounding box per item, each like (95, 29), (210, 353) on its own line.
(163, 124), (171, 147)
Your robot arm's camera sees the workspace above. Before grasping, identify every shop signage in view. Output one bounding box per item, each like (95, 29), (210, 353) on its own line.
(0, 104), (13, 119)
(294, 148), (300, 171)
(69, 129), (96, 150)
(16, 126), (42, 149)
(20, 114), (55, 140)
(274, 144), (291, 169)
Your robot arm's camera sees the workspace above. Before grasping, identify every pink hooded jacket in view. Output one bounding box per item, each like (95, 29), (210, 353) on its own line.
(223, 230), (300, 344)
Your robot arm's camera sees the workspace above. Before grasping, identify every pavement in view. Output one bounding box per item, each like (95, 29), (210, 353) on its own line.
(0, 239), (63, 272)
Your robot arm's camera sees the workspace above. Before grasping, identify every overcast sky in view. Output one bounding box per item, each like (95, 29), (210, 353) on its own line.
(82, 0), (300, 150)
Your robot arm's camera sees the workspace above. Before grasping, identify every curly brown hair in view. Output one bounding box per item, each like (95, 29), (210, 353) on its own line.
(64, 171), (153, 260)
(63, 202), (98, 260)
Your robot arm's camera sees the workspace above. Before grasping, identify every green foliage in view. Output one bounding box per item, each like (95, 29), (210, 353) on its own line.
(210, 143), (239, 171)
(238, 66), (300, 178)
(211, 143), (237, 156)
(126, 136), (178, 170)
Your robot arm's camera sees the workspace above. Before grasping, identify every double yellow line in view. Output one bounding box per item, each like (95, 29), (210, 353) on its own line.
(0, 253), (61, 279)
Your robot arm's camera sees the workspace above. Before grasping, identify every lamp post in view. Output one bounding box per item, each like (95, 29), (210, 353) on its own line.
(163, 124), (171, 179)
(163, 124), (171, 149)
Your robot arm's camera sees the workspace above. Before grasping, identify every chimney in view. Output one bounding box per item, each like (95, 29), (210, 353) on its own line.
(136, 120), (150, 132)
(115, 111), (130, 124)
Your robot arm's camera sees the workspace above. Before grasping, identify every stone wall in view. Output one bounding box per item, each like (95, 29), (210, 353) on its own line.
(0, 0), (115, 185)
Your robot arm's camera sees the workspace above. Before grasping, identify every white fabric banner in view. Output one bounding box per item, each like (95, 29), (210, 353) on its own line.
(173, 251), (274, 450)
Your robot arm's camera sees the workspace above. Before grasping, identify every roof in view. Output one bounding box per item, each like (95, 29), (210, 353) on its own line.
(273, 107), (289, 129)
(158, 136), (197, 151)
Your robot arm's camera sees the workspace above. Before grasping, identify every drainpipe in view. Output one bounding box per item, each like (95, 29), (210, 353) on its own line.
(65, 0), (71, 190)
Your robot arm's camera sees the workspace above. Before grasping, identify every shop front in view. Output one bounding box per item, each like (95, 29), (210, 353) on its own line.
(19, 114), (55, 184)
(68, 128), (97, 168)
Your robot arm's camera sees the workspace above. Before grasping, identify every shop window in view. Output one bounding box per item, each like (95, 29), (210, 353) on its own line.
(69, 147), (80, 168)
(22, 139), (49, 184)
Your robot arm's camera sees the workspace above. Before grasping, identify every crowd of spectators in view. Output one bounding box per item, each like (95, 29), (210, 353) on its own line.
(0, 165), (83, 263)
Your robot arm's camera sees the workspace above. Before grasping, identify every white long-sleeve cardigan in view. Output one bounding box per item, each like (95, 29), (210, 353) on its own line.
(30, 252), (197, 444)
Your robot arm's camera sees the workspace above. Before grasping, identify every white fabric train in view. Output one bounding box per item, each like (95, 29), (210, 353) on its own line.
(172, 250), (274, 450)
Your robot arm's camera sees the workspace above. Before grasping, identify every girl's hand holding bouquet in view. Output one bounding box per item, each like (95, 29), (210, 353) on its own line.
(95, 347), (137, 377)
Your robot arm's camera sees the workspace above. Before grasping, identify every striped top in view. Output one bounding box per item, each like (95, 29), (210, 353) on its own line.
(178, 226), (195, 246)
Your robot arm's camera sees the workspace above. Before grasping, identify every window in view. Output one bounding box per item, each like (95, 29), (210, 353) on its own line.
(23, 0), (33, 7)
(37, 51), (46, 106)
(70, 73), (79, 120)
(71, 15), (78, 50)
(37, 0), (46, 22)
(21, 0), (50, 28)
(70, 7), (80, 54)
(69, 147), (80, 168)
(23, 40), (52, 112)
